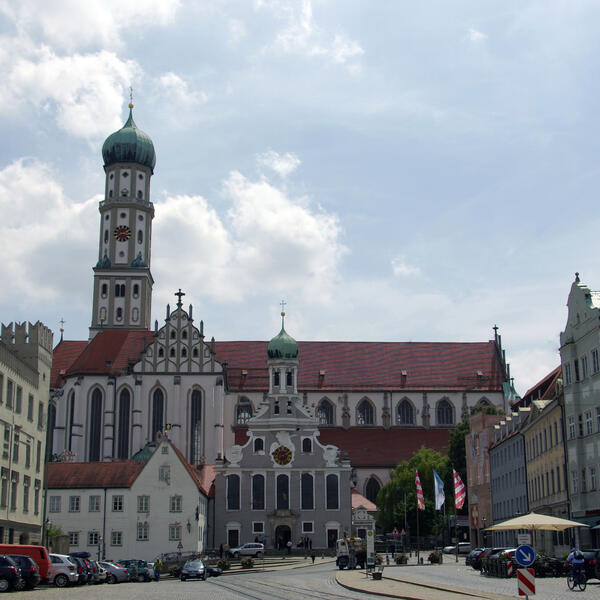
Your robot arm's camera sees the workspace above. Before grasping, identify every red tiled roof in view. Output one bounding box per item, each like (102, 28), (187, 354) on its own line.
(171, 443), (215, 497)
(520, 366), (561, 405)
(51, 340), (88, 388)
(352, 489), (377, 512)
(216, 341), (504, 391)
(64, 330), (154, 379)
(235, 426), (451, 468)
(47, 461), (144, 488)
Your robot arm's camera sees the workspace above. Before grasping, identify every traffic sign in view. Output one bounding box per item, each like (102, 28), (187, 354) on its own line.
(517, 568), (535, 596)
(515, 545), (535, 567)
(392, 527), (399, 539)
(517, 533), (531, 545)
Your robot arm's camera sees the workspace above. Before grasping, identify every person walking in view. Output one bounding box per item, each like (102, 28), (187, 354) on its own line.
(153, 557), (162, 582)
(219, 543), (224, 559)
(310, 549), (316, 564)
(286, 539), (292, 555)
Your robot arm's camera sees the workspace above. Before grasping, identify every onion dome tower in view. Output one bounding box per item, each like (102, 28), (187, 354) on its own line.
(90, 101), (156, 339)
(267, 306), (299, 399)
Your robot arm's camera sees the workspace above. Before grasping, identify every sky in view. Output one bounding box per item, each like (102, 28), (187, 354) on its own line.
(1, 0), (599, 393)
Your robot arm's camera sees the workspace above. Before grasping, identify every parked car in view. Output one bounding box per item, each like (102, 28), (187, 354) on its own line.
(466, 548), (485, 567)
(0, 555), (21, 592)
(179, 560), (206, 581)
(206, 565), (222, 577)
(0, 545), (50, 581)
(581, 549), (600, 580)
(228, 543), (265, 558)
(442, 542), (471, 554)
(99, 561), (129, 584)
(48, 554), (79, 588)
(93, 560), (107, 583)
(67, 554), (91, 584)
(8, 555), (40, 590)
(116, 559), (152, 582)
(480, 547), (510, 574)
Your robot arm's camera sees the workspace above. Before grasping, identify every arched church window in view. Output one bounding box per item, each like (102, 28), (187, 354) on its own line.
(276, 474), (289, 510)
(182, 330), (187, 339)
(89, 388), (103, 462)
(317, 400), (334, 425)
(302, 438), (312, 453)
(190, 390), (202, 464)
(133, 284), (139, 297)
(301, 473), (314, 510)
(137, 229), (143, 243)
(365, 477), (381, 504)
(396, 399), (414, 425)
(117, 389), (130, 459)
(67, 390), (75, 451)
(357, 399), (374, 425)
(170, 330), (176, 339)
(236, 398), (252, 424)
(192, 347), (199, 358)
(437, 398), (454, 426)
(326, 474), (339, 509)
(254, 438), (264, 453)
(252, 474), (264, 510)
(181, 348), (187, 358)
(158, 347), (164, 358)
(169, 348), (175, 357)
(226, 474), (240, 510)
(151, 389), (164, 441)
(101, 284), (107, 297)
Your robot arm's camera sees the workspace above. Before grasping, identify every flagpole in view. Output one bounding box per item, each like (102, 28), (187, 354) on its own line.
(416, 503), (420, 563)
(455, 509), (459, 563)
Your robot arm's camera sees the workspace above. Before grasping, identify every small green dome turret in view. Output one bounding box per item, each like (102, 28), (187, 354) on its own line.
(102, 105), (156, 171)
(267, 312), (299, 359)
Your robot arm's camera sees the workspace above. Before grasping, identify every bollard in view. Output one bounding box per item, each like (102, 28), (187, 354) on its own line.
(419, 557), (423, 565)
(386, 554), (390, 565)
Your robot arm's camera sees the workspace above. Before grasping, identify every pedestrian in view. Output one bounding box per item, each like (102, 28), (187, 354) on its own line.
(287, 539), (292, 555)
(154, 557), (162, 582)
(219, 543), (224, 559)
(309, 538), (312, 549)
(311, 549), (316, 564)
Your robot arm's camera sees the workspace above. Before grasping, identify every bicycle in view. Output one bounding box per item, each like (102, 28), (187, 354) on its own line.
(567, 567), (587, 591)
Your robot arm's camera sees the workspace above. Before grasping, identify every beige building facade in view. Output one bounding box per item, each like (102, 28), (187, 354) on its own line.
(0, 321), (53, 544)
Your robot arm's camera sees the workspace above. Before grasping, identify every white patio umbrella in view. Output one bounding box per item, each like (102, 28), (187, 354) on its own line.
(486, 512), (587, 532)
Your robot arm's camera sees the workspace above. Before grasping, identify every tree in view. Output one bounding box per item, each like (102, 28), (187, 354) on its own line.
(376, 446), (451, 538)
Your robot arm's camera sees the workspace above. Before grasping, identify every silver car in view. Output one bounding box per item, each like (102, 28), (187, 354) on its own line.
(99, 561), (129, 584)
(48, 554), (79, 588)
(228, 542), (265, 558)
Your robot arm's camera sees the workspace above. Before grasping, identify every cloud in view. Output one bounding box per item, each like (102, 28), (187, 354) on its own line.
(391, 256), (420, 277)
(152, 171), (345, 307)
(0, 0), (180, 52)
(468, 28), (487, 42)
(258, 0), (364, 67)
(157, 72), (207, 107)
(0, 159), (97, 305)
(0, 44), (138, 139)
(228, 18), (247, 43)
(257, 150), (301, 177)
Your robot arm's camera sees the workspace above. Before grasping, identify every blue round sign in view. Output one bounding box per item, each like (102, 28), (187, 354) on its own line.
(516, 544), (535, 567)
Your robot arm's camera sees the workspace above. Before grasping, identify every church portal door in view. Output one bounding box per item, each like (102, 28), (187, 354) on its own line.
(275, 525), (291, 550)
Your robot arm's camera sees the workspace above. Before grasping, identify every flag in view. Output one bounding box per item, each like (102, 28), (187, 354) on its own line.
(433, 469), (445, 510)
(415, 470), (425, 510)
(453, 469), (466, 510)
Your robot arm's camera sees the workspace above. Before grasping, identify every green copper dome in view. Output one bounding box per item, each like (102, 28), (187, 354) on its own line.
(267, 314), (299, 359)
(102, 107), (156, 171)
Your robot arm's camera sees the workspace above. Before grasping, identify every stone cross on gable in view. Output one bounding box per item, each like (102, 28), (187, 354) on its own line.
(175, 289), (185, 308)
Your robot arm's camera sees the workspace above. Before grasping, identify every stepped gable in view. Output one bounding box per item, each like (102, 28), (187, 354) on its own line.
(51, 340), (88, 388)
(64, 329), (154, 378)
(216, 340), (503, 391)
(235, 426), (451, 468)
(48, 460), (144, 488)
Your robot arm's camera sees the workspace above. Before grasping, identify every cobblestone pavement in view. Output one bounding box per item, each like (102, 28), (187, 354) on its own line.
(11, 562), (384, 600)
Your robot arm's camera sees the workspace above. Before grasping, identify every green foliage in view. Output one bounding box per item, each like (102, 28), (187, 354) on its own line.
(428, 550), (441, 563)
(47, 524), (63, 541)
(240, 557), (254, 569)
(376, 446), (452, 537)
(216, 558), (231, 570)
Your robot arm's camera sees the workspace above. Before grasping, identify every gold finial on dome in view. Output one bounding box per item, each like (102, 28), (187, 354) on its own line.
(129, 85), (134, 110)
(280, 299), (287, 319)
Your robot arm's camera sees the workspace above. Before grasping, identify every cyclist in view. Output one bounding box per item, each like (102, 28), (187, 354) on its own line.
(567, 548), (585, 586)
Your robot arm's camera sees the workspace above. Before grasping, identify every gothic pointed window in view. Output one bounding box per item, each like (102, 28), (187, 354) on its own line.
(190, 390), (202, 464)
(317, 399), (333, 425)
(151, 389), (164, 441)
(252, 474), (265, 510)
(365, 477), (381, 504)
(192, 347), (199, 358)
(276, 474), (289, 510)
(436, 398), (454, 426)
(181, 348), (187, 358)
(357, 399), (374, 425)
(301, 473), (314, 510)
(117, 389), (130, 459)
(89, 388), (103, 462)
(396, 399), (414, 425)
(236, 398), (252, 424)
(170, 348), (175, 357)
(67, 390), (75, 451)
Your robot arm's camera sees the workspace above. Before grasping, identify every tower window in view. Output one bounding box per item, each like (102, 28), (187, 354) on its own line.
(116, 307), (123, 321)
(286, 370), (293, 386)
(170, 331), (176, 339)
(105, 215), (109, 220)
(138, 215), (143, 221)
(122, 172), (129, 178)
(110, 173), (114, 180)
(132, 284), (139, 297)
(273, 371), (280, 387)
(109, 190), (113, 198)
(137, 230), (143, 243)
(138, 173), (143, 179)
(104, 230), (108, 243)
(120, 212), (126, 218)
(132, 308), (139, 322)
(274, 401), (280, 415)
(101, 284), (108, 297)
(137, 190), (143, 199)
(115, 284), (125, 297)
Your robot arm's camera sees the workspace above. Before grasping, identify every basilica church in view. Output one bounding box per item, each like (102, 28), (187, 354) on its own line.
(49, 106), (515, 553)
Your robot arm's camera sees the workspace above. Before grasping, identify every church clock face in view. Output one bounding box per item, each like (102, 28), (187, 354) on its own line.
(272, 445), (292, 465)
(114, 225), (132, 242)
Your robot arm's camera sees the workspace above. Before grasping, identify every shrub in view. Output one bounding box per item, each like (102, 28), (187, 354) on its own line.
(428, 550), (441, 564)
(395, 554), (408, 565)
(240, 557), (254, 569)
(375, 554), (384, 565)
(217, 558), (231, 571)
